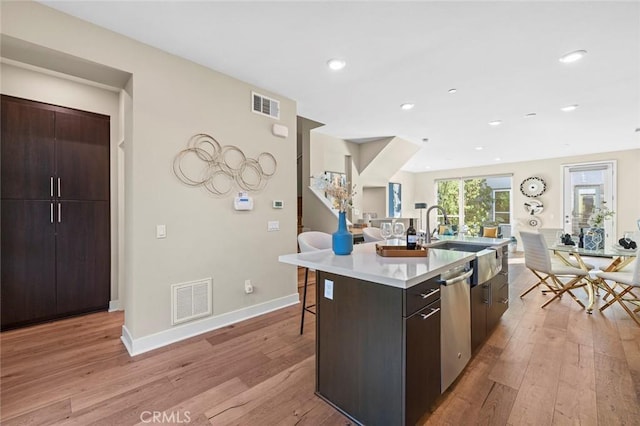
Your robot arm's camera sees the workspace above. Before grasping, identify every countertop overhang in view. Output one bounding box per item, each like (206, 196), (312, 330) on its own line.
(279, 237), (509, 289)
(278, 242), (474, 289)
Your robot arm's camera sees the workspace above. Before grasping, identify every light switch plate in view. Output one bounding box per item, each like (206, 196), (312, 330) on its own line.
(267, 221), (280, 231)
(156, 225), (166, 239)
(324, 279), (334, 300)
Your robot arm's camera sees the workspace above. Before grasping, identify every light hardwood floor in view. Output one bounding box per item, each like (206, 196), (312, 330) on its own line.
(2, 256), (639, 425)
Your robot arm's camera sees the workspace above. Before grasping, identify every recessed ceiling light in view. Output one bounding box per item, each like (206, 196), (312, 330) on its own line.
(561, 104), (579, 112)
(525, 112), (537, 118)
(475, 146), (483, 151)
(494, 157), (501, 161)
(327, 59), (346, 71)
(424, 165), (431, 170)
(488, 120), (502, 126)
(559, 50), (587, 64)
(400, 103), (415, 110)
(448, 88), (457, 94)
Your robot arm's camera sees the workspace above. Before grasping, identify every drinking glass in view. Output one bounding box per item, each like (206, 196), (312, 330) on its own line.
(556, 230), (564, 245)
(392, 222), (405, 242)
(624, 232), (634, 246)
(380, 222), (393, 243)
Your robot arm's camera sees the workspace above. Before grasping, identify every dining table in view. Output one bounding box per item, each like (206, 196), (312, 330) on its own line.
(550, 244), (637, 313)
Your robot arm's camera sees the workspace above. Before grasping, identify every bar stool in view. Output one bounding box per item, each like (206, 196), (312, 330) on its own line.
(362, 227), (383, 242)
(297, 231), (332, 334)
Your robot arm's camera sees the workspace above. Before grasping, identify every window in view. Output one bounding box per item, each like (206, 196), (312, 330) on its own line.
(436, 175), (512, 236)
(493, 189), (510, 224)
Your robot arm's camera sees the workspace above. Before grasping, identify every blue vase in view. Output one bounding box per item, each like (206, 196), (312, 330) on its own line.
(584, 227), (605, 250)
(332, 211), (353, 255)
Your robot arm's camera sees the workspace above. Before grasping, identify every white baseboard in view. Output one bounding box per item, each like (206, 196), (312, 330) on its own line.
(120, 293), (299, 357)
(108, 299), (122, 312)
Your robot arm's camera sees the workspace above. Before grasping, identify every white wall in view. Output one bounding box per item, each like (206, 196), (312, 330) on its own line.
(414, 149), (640, 246)
(362, 187), (386, 219)
(0, 61), (123, 308)
(2, 1), (298, 353)
(305, 131), (362, 232)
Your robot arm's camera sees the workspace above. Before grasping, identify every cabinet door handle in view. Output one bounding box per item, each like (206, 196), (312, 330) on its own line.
(58, 203), (61, 223)
(419, 288), (440, 299)
(499, 298), (509, 305)
(50, 177), (54, 197)
(57, 178), (61, 197)
(420, 307), (440, 320)
(50, 203), (54, 223)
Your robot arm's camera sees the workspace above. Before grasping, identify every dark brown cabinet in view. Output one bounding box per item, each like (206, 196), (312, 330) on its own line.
(316, 271), (441, 426)
(1, 95), (110, 330)
(470, 246), (509, 352)
(405, 299), (441, 426)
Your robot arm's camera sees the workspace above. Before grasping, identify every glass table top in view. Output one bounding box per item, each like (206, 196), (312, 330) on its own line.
(551, 244), (638, 258)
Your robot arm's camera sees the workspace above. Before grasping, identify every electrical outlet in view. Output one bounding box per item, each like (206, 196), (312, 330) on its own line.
(324, 279), (334, 300)
(244, 279), (254, 294)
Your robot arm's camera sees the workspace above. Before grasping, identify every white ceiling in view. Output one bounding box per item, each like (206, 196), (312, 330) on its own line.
(40, 1), (640, 172)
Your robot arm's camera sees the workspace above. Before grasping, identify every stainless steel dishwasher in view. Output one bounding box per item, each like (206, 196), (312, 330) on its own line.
(439, 264), (473, 393)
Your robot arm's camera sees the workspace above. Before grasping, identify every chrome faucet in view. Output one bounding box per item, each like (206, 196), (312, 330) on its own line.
(425, 205), (449, 244)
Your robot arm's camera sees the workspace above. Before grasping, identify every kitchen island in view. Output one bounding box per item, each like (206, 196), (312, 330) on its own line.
(279, 237), (509, 426)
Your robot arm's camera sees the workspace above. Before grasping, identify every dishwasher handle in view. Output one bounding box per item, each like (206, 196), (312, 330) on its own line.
(438, 269), (473, 286)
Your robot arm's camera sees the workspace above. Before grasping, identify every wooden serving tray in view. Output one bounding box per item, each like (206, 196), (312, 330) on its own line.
(375, 244), (428, 257)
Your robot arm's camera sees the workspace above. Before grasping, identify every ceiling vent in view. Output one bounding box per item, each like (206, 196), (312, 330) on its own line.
(252, 91), (280, 119)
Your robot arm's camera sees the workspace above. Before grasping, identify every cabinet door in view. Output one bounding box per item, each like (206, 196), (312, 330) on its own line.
(405, 299), (441, 426)
(470, 283), (489, 353)
(55, 111), (110, 201)
(1, 200), (56, 328)
(488, 274), (509, 331)
(1, 96), (55, 200)
(55, 200), (110, 314)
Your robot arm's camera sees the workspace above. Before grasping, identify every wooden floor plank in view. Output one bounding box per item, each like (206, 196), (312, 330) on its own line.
(594, 352), (640, 424)
(133, 378), (249, 426)
(506, 324), (566, 425)
(203, 356), (316, 425)
(553, 342), (598, 425)
(476, 382), (518, 426)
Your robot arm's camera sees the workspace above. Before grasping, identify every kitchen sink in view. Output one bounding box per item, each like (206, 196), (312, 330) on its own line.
(427, 241), (503, 285)
(426, 241), (488, 253)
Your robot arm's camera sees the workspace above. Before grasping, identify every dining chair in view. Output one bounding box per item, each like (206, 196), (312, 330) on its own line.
(538, 228), (597, 270)
(362, 227), (384, 242)
(595, 250), (640, 325)
(519, 231), (589, 308)
(297, 231), (332, 334)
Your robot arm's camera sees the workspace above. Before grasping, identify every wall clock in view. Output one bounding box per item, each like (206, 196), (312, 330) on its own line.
(527, 215), (542, 229)
(520, 176), (547, 198)
(523, 199), (544, 215)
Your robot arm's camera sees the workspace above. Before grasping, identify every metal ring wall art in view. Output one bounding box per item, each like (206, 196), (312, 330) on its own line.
(173, 133), (277, 196)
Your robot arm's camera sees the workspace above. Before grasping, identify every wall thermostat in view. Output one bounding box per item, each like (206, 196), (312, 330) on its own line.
(234, 192), (254, 210)
(273, 200), (284, 209)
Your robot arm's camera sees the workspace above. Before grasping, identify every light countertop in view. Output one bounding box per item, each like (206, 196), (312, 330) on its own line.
(279, 241), (476, 289)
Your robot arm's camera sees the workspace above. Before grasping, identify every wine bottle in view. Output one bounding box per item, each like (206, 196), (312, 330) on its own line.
(578, 228), (584, 248)
(406, 219), (417, 250)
